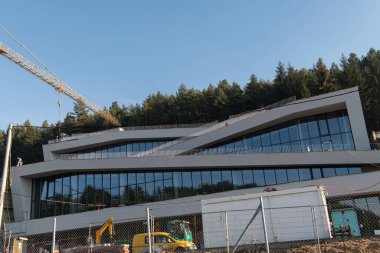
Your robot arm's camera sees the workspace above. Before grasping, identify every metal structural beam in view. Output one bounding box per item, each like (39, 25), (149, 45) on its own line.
(0, 124), (13, 227)
(0, 42), (121, 126)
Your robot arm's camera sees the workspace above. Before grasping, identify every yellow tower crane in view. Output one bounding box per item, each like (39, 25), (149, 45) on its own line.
(0, 41), (121, 127)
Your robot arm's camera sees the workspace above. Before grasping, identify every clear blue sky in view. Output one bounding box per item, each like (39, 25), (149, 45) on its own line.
(1, 1), (379, 130)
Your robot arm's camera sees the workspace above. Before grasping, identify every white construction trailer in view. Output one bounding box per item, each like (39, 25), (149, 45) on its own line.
(201, 186), (332, 249)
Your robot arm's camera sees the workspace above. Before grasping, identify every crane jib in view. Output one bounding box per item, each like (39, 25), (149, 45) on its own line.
(0, 41), (121, 127)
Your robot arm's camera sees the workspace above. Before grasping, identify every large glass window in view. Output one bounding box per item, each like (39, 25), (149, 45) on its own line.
(222, 170), (233, 191)
(298, 122), (309, 140)
(202, 171), (212, 194)
(270, 130), (280, 145)
(287, 169), (299, 182)
(322, 168), (336, 177)
(279, 128), (290, 143)
(164, 172), (174, 199)
(242, 170), (254, 187)
(298, 168), (311, 181)
(65, 139), (172, 159)
(173, 172), (183, 198)
(275, 169), (287, 184)
(62, 176), (70, 196)
(327, 114), (340, 135)
(154, 172), (164, 201)
(232, 170), (244, 189)
(312, 168), (322, 179)
(200, 110), (354, 154)
(212, 171), (223, 192)
(264, 170), (276, 185)
(308, 121), (319, 138)
(253, 170), (265, 186)
(182, 171), (192, 197)
(261, 133), (271, 146)
(31, 166), (364, 219)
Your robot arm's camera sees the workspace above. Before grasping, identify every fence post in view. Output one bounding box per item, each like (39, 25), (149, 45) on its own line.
(2, 225), (6, 253)
(51, 217), (57, 253)
(7, 230), (11, 253)
(225, 211), (230, 253)
(311, 206), (321, 253)
(260, 197), (269, 253)
(88, 223), (93, 253)
(147, 207), (152, 253)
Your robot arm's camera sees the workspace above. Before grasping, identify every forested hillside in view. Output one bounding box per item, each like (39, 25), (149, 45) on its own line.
(1, 48), (380, 166)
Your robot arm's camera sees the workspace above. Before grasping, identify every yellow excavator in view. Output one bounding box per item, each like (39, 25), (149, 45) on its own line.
(95, 216), (114, 244)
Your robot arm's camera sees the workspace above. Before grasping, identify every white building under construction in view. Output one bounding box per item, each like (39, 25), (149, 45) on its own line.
(8, 86), (380, 239)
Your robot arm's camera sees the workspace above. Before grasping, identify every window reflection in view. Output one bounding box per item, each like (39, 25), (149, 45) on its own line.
(275, 169), (287, 184)
(201, 110), (354, 155)
(65, 139), (172, 159)
(253, 170), (265, 186)
(31, 166), (363, 219)
(264, 170), (276, 185)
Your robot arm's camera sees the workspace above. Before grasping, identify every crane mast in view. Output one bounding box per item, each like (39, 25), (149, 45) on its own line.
(0, 42), (121, 126)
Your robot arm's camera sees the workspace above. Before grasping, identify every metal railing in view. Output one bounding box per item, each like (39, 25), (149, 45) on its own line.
(131, 109), (266, 158)
(59, 142), (380, 160)
(48, 122), (218, 144)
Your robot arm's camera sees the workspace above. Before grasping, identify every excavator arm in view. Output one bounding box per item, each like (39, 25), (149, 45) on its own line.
(0, 42), (121, 126)
(95, 216), (114, 244)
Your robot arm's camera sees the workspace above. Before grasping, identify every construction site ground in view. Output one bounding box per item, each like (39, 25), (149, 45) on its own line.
(280, 237), (380, 253)
(284, 237), (380, 253)
(213, 237), (380, 253)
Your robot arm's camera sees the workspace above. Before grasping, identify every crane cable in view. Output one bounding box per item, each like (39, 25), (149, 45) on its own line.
(58, 92), (62, 137)
(0, 24), (60, 79)
(2, 24), (67, 135)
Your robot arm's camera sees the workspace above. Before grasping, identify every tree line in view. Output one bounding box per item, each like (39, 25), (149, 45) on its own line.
(1, 48), (380, 166)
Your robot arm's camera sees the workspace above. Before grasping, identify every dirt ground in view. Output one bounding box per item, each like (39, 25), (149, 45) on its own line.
(285, 237), (380, 253)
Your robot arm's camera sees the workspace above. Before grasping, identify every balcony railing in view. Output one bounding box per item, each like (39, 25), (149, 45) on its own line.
(59, 142), (380, 160)
(48, 121), (218, 144)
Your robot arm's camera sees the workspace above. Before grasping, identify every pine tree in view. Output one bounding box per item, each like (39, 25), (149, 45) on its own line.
(340, 53), (364, 89)
(274, 62), (288, 99)
(361, 49), (380, 130)
(311, 58), (330, 95)
(324, 63), (342, 92)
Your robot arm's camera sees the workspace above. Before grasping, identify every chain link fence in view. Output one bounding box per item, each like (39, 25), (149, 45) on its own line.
(0, 190), (379, 253)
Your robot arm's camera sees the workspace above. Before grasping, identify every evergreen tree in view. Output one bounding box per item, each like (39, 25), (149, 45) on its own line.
(324, 63), (342, 93)
(214, 80), (231, 118)
(340, 53), (364, 89)
(109, 102), (123, 122)
(226, 82), (245, 114)
(293, 68), (311, 98)
(12, 120), (42, 165)
(361, 49), (380, 130)
(274, 62), (288, 99)
(244, 74), (262, 110)
(312, 58), (330, 94)
(201, 84), (219, 121)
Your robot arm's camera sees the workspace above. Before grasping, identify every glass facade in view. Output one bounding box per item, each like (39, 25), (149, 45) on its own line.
(197, 110), (355, 154)
(31, 166), (362, 219)
(63, 139), (173, 159)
